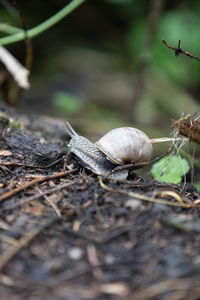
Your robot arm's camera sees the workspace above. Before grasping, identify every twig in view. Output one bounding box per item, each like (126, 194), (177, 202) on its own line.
(87, 245), (102, 279)
(0, 215), (60, 271)
(166, 216), (200, 233)
(44, 156), (65, 168)
(3, 180), (77, 210)
(0, 161), (43, 168)
(108, 140), (175, 176)
(0, 46), (30, 88)
(0, 156), (65, 169)
(0, 168), (78, 203)
(150, 137), (188, 143)
(36, 187), (62, 217)
(162, 39), (200, 62)
(99, 177), (198, 209)
(132, 278), (196, 300)
(102, 226), (130, 244)
(154, 190), (183, 204)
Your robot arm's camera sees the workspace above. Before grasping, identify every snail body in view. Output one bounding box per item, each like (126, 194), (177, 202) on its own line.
(65, 122), (153, 179)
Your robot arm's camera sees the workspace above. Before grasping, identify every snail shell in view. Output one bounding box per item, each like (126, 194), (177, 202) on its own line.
(96, 127), (153, 165)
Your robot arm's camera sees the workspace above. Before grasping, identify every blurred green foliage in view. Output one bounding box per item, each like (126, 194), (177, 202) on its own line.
(194, 183), (200, 192)
(105, 0), (134, 5)
(127, 10), (200, 84)
(53, 91), (82, 113)
(12, 121), (21, 129)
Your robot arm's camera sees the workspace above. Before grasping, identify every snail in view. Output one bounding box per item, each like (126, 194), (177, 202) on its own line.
(65, 122), (157, 179)
(65, 122), (189, 179)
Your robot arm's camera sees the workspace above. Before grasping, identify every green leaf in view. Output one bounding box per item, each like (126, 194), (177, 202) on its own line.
(151, 155), (190, 184)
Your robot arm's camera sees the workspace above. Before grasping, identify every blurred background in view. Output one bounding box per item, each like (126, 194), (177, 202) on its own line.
(0, 0), (200, 143)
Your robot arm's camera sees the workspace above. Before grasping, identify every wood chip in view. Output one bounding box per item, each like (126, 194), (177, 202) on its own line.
(73, 220), (82, 232)
(0, 150), (12, 156)
(100, 282), (129, 296)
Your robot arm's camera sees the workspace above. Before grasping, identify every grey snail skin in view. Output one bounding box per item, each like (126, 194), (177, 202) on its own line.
(65, 122), (153, 180)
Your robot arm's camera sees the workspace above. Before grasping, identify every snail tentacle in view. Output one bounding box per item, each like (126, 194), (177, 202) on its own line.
(65, 121), (78, 138)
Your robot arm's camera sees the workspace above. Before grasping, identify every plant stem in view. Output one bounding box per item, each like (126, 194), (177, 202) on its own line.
(0, 0), (86, 46)
(0, 23), (22, 35)
(150, 137), (188, 143)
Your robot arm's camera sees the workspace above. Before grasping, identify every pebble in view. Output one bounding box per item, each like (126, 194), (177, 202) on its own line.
(104, 254), (115, 264)
(68, 247), (83, 260)
(125, 199), (142, 210)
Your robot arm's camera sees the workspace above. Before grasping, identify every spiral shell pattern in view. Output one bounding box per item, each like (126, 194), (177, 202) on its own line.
(96, 127), (153, 165)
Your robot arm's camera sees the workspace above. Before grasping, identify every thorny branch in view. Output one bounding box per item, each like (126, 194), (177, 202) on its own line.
(162, 39), (200, 62)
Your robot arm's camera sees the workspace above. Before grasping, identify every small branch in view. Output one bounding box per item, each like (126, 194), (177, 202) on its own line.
(0, 46), (30, 88)
(0, 215), (60, 271)
(108, 142), (176, 176)
(162, 39), (200, 62)
(37, 187), (62, 217)
(0, 161), (42, 168)
(0, 0), (86, 46)
(166, 215), (199, 233)
(150, 137), (188, 143)
(99, 177), (197, 209)
(87, 245), (102, 280)
(2, 180), (77, 211)
(0, 156), (65, 169)
(0, 168), (78, 203)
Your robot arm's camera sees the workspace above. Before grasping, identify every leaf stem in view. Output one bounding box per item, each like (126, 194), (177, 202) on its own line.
(0, 0), (86, 46)
(150, 137), (188, 143)
(0, 23), (22, 35)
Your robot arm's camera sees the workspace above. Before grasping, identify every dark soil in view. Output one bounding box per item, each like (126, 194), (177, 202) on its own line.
(1, 104), (200, 300)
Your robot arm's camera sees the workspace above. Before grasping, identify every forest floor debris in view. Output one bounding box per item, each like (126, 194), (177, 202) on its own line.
(0, 105), (200, 300)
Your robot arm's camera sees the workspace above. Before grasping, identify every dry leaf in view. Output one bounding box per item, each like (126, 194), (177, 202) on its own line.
(0, 150), (12, 156)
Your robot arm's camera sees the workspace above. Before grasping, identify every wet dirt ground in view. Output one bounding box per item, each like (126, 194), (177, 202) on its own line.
(1, 105), (200, 300)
